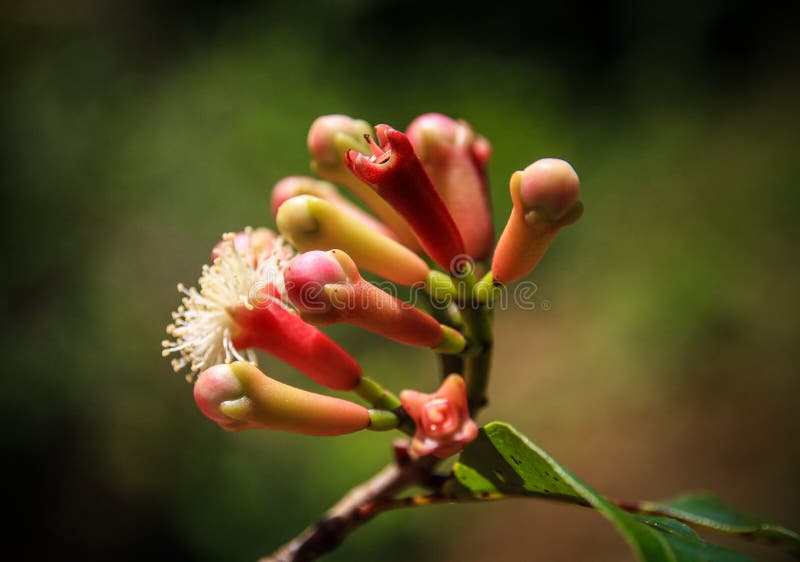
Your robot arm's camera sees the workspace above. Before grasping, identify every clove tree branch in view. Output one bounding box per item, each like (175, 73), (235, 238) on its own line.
(260, 453), (439, 562)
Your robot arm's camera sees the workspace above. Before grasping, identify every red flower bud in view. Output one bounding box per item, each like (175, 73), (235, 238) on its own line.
(307, 115), (419, 249)
(284, 250), (465, 353)
(228, 302), (362, 391)
(345, 125), (466, 272)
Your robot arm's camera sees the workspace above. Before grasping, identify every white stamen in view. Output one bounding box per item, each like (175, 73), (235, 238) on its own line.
(162, 228), (295, 381)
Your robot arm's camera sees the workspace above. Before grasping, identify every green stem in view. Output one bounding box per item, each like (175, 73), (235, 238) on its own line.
(465, 341), (493, 413)
(424, 286), (464, 330)
(469, 302), (494, 343)
(425, 280), (467, 378)
(473, 271), (505, 306)
(460, 301), (494, 414)
(456, 270), (478, 309)
(439, 354), (464, 379)
(353, 377), (414, 435)
(367, 409), (400, 431)
(425, 270), (459, 304)
(442, 302), (464, 329)
(354, 376), (402, 411)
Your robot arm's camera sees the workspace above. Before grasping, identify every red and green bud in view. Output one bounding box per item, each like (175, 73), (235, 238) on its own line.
(406, 113), (494, 260)
(400, 374), (478, 458)
(284, 249), (465, 353)
(307, 115), (418, 249)
(345, 124), (466, 273)
(491, 158), (583, 284)
(276, 194), (430, 287)
(194, 362), (370, 435)
(270, 176), (395, 240)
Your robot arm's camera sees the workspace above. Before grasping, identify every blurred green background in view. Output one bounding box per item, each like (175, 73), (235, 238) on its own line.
(2, 1), (798, 560)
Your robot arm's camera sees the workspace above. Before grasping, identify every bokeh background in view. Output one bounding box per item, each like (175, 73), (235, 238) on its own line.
(2, 1), (799, 560)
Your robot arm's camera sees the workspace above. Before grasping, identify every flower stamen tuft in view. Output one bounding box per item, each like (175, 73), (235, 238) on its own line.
(162, 228), (294, 381)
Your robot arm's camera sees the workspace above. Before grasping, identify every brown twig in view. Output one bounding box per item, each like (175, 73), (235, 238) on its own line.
(260, 454), (439, 562)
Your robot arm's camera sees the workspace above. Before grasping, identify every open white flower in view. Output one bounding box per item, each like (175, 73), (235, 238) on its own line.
(162, 228), (295, 381)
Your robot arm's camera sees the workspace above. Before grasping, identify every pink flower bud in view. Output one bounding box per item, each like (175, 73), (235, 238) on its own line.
(492, 159), (583, 284)
(345, 125), (466, 272)
(270, 176), (396, 240)
(400, 374), (478, 458)
(307, 115), (419, 249)
(406, 113), (494, 260)
(285, 250), (465, 353)
(194, 362), (370, 435)
(518, 158), (581, 222)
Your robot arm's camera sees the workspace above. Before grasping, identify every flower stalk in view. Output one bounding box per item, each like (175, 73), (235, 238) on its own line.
(353, 376), (402, 411)
(366, 409), (401, 431)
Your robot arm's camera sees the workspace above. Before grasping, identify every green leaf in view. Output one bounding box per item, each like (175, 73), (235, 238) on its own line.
(451, 421), (753, 562)
(636, 493), (800, 551)
(446, 420), (587, 505)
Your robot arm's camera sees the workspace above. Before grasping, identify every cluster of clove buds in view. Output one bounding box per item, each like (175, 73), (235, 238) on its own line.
(163, 113), (582, 458)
